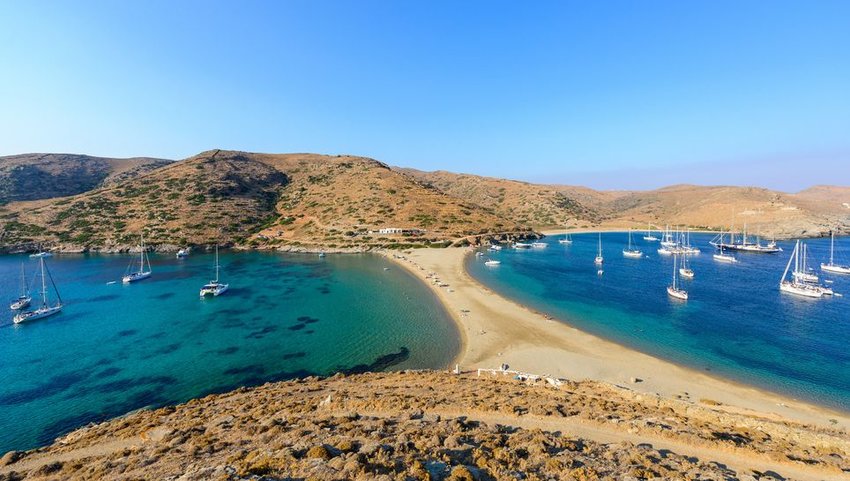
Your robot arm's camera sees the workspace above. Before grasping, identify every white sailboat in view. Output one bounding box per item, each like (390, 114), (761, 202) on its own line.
(200, 245), (229, 297)
(9, 262), (32, 310)
(679, 252), (695, 279)
(13, 256), (63, 324)
(660, 225), (677, 248)
(712, 230), (738, 263)
(792, 244), (819, 283)
(122, 234), (152, 283)
(594, 233), (604, 265)
(667, 253), (688, 300)
(780, 240), (828, 298)
(821, 231), (850, 274)
(643, 223), (659, 241)
(681, 229), (700, 254)
(559, 223), (573, 244)
(513, 242), (532, 249)
(622, 229), (642, 258)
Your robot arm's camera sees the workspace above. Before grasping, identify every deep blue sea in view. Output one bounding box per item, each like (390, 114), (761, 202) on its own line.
(468, 233), (850, 412)
(0, 251), (459, 453)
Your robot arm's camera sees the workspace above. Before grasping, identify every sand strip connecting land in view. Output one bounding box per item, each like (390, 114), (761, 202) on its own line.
(383, 247), (850, 430)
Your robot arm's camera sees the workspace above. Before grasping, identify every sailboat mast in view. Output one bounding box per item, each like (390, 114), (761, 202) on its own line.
(781, 241), (796, 283)
(830, 231), (835, 265)
(139, 234), (144, 273)
(40, 257), (47, 307)
(672, 254), (678, 289)
(214, 245), (220, 282)
(19, 262), (26, 296)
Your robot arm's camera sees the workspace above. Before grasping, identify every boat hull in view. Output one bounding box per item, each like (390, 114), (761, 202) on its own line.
(779, 282), (824, 298)
(713, 254), (737, 263)
(13, 305), (63, 324)
(622, 250), (642, 258)
(123, 271), (152, 283)
(200, 283), (230, 297)
(679, 268), (694, 279)
(667, 286), (688, 300)
(713, 243), (781, 253)
(822, 263), (850, 274)
(10, 297), (32, 310)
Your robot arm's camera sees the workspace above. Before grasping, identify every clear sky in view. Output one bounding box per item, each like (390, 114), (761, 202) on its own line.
(1, 0), (848, 191)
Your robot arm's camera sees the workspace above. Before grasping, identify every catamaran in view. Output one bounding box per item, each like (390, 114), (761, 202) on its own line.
(13, 256), (63, 324)
(122, 234), (152, 283)
(559, 224), (573, 244)
(622, 229), (642, 258)
(200, 245), (229, 297)
(594, 233), (604, 265)
(780, 240), (829, 298)
(9, 262), (32, 310)
(821, 231), (850, 274)
(643, 224), (659, 241)
(667, 254), (688, 300)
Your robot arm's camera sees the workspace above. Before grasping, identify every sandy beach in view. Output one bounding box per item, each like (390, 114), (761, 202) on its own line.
(384, 246), (850, 430)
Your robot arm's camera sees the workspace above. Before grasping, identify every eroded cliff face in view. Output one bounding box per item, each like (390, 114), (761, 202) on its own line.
(2, 371), (848, 480)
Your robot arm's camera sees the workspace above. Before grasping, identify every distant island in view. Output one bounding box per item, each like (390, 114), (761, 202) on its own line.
(1, 150), (847, 254)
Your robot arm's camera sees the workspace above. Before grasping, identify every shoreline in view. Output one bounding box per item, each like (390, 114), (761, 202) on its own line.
(382, 246), (850, 429)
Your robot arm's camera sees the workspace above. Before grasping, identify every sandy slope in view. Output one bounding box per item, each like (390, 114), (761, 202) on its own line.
(383, 247), (850, 430)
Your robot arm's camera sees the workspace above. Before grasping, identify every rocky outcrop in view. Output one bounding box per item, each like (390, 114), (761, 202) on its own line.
(2, 371), (847, 480)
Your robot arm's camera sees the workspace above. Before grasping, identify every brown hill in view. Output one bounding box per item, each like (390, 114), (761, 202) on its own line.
(400, 169), (850, 237)
(397, 168), (612, 228)
(0, 151), (531, 252)
(1, 371), (847, 480)
(0, 153), (171, 204)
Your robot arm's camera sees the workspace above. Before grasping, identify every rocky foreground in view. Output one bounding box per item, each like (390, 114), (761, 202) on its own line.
(1, 371), (848, 480)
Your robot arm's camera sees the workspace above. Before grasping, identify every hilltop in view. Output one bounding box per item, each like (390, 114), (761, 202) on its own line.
(1, 151), (848, 253)
(0, 153), (171, 204)
(402, 169), (850, 237)
(1, 371), (847, 480)
(0, 151), (531, 252)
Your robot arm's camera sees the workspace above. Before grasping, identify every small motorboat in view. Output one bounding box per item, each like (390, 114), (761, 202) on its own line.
(176, 248), (189, 258)
(484, 259), (501, 266)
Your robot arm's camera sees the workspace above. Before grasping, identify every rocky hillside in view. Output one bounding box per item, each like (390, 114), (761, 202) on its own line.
(0, 153), (171, 204)
(1, 371), (847, 480)
(401, 169), (850, 237)
(0, 151), (531, 252)
(398, 168), (612, 228)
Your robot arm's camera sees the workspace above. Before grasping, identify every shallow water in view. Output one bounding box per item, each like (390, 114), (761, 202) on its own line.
(0, 251), (459, 452)
(467, 233), (850, 412)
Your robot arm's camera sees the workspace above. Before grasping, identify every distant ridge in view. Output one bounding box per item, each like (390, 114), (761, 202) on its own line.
(0, 150), (847, 252)
(401, 168), (850, 237)
(0, 150), (530, 252)
(0, 153), (171, 204)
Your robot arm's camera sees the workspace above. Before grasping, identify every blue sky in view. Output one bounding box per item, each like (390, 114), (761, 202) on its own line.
(1, 1), (848, 191)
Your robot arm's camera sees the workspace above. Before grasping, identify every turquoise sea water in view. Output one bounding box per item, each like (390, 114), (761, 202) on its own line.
(468, 233), (850, 412)
(0, 251), (459, 453)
